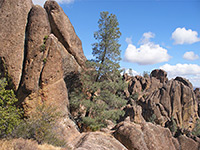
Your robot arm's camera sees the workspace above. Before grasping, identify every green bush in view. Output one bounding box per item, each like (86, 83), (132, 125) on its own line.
(192, 119), (200, 137)
(148, 113), (157, 123)
(12, 102), (66, 147)
(0, 78), (22, 137)
(169, 117), (177, 135)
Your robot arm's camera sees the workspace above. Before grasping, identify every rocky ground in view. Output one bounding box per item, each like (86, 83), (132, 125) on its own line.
(0, 0), (199, 149)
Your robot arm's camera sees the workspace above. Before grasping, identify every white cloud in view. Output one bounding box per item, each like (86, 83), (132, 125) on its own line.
(160, 63), (200, 87)
(139, 32), (155, 44)
(124, 32), (171, 65)
(172, 27), (200, 45)
(183, 51), (199, 60)
(32, 0), (74, 6)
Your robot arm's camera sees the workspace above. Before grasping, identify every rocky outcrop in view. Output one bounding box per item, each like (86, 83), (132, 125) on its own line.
(125, 69), (199, 131)
(150, 69), (168, 83)
(17, 5), (51, 101)
(0, 0), (84, 143)
(0, 0), (33, 90)
(177, 135), (199, 150)
(44, 0), (86, 68)
(114, 120), (177, 150)
(114, 120), (200, 150)
(70, 132), (127, 150)
(194, 88), (200, 116)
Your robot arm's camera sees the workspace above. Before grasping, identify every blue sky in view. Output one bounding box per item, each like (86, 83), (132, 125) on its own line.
(33, 0), (200, 87)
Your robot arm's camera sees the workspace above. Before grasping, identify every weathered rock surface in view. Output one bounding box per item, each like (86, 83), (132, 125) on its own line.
(17, 5), (51, 101)
(44, 0), (86, 68)
(150, 69), (168, 83)
(0, 0), (33, 90)
(177, 135), (199, 150)
(21, 34), (81, 143)
(125, 69), (199, 131)
(70, 132), (127, 150)
(194, 88), (200, 116)
(114, 120), (177, 150)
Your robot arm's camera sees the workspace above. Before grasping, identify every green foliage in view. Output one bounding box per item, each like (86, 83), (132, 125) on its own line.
(40, 35), (48, 52)
(40, 44), (46, 52)
(148, 113), (157, 123)
(92, 11), (122, 81)
(12, 103), (66, 147)
(0, 78), (22, 137)
(43, 35), (48, 42)
(43, 58), (47, 63)
(131, 92), (139, 100)
(192, 119), (200, 137)
(169, 117), (177, 135)
(69, 11), (126, 131)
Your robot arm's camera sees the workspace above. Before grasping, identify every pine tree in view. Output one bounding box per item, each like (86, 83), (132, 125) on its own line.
(69, 11), (126, 131)
(92, 11), (122, 81)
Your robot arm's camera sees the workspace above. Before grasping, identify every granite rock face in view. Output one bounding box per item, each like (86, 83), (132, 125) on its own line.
(44, 0), (87, 68)
(0, 0), (33, 90)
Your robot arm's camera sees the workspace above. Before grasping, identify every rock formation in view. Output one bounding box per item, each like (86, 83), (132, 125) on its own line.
(114, 119), (199, 150)
(124, 69), (199, 131)
(0, 0), (33, 90)
(0, 0), (199, 149)
(44, 1), (87, 68)
(0, 0), (83, 144)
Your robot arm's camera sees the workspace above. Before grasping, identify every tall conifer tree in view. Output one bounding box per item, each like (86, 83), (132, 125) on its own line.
(92, 11), (121, 81)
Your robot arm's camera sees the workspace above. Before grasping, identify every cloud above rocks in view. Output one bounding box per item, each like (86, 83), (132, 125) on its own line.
(124, 32), (171, 65)
(172, 27), (200, 45)
(160, 63), (200, 87)
(183, 51), (199, 60)
(32, 0), (74, 6)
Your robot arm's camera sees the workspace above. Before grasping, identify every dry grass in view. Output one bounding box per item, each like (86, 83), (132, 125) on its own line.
(0, 138), (64, 150)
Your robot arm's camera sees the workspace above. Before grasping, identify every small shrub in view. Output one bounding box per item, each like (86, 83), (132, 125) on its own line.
(169, 117), (177, 135)
(40, 44), (46, 52)
(131, 92), (139, 100)
(12, 102), (66, 147)
(40, 35), (48, 52)
(192, 119), (200, 137)
(43, 35), (48, 42)
(148, 114), (156, 123)
(43, 58), (47, 63)
(0, 77), (22, 137)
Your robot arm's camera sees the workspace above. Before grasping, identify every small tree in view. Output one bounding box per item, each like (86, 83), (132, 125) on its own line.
(0, 77), (22, 137)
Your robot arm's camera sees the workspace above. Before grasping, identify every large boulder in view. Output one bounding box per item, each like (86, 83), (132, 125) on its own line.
(114, 121), (177, 150)
(44, 0), (86, 68)
(70, 132), (127, 150)
(0, 0), (33, 90)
